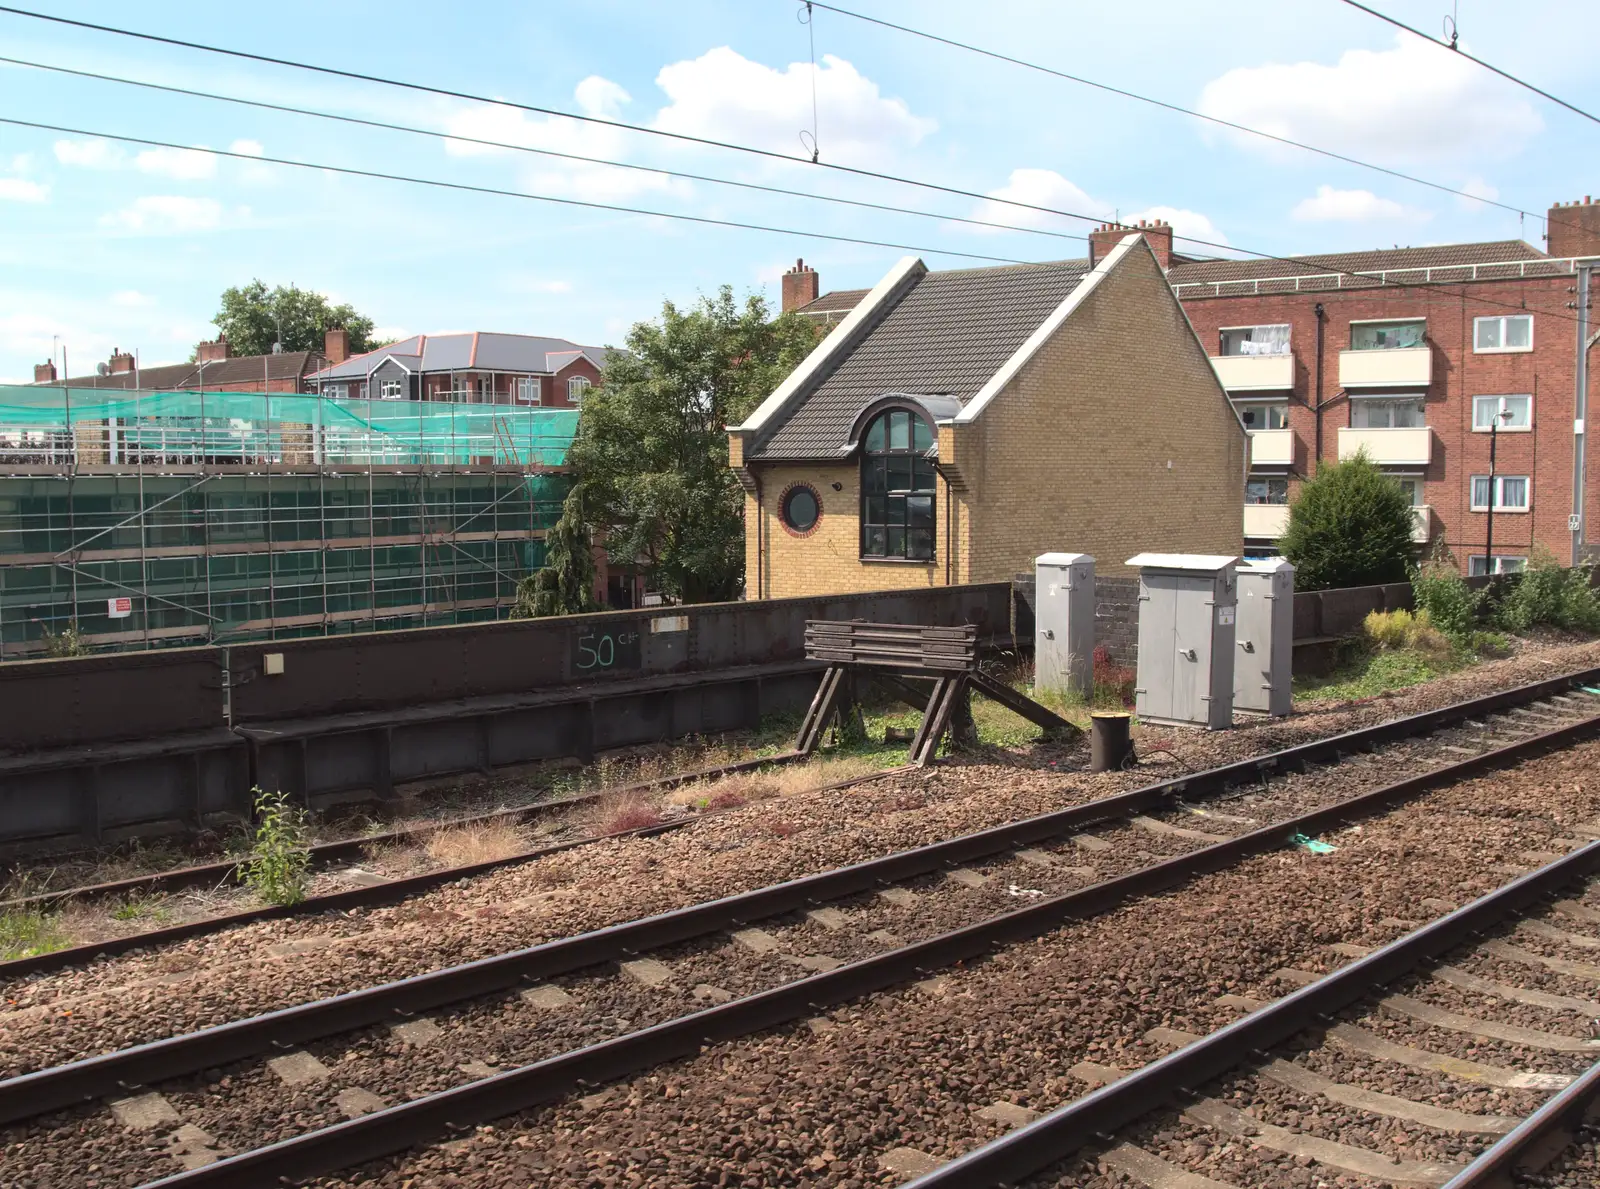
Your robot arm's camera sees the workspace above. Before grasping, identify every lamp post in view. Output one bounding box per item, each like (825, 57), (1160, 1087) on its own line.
(1483, 403), (1512, 576)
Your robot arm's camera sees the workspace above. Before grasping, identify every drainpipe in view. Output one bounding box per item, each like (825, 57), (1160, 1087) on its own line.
(750, 470), (764, 600)
(1312, 303), (1326, 468)
(1573, 264), (1593, 566)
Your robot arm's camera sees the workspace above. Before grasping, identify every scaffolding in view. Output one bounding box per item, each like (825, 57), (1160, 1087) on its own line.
(0, 386), (577, 655)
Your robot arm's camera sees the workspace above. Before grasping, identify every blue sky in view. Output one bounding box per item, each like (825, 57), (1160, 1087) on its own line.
(2, 0), (1598, 382)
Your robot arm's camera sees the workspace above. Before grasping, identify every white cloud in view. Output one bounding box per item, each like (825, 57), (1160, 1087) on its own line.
(967, 169), (1228, 247)
(110, 290), (156, 308)
(135, 146), (218, 180)
(228, 139), (265, 157)
(0, 177), (48, 203)
(54, 138), (123, 169)
(100, 195), (226, 233)
(9, 153), (34, 174)
(1198, 34), (1542, 164)
(652, 49), (935, 165)
(1291, 185), (1429, 223)
(1458, 176), (1501, 209)
(442, 75), (690, 202)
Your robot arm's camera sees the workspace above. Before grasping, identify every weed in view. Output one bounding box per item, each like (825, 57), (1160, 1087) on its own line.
(594, 789), (663, 834)
(1411, 562), (1481, 644)
(704, 788), (749, 811)
(0, 904), (67, 960)
(1091, 646), (1137, 709)
(40, 620), (89, 658)
(1295, 644), (1455, 702)
(1363, 608), (1451, 656)
(423, 821), (529, 868)
(110, 893), (170, 923)
(1493, 552), (1600, 634)
(238, 787), (312, 907)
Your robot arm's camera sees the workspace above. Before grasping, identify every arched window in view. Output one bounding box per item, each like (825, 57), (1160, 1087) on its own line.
(860, 408), (936, 560)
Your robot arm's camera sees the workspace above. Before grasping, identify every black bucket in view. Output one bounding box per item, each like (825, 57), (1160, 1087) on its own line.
(1089, 712), (1135, 772)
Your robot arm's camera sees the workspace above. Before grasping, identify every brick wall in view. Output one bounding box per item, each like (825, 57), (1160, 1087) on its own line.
(1180, 273), (1598, 570)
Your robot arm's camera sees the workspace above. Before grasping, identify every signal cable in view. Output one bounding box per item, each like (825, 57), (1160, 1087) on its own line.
(0, 116), (1031, 265)
(1337, 0), (1600, 127)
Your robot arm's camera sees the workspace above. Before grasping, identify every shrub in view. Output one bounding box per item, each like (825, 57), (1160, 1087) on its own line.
(1494, 551), (1600, 634)
(1411, 562), (1480, 645)
(1362, 608), (1450, 656)
(238, 787), (312, 906)
(1091, 646), (1136, 709)
(1280, 454), (1416, 591)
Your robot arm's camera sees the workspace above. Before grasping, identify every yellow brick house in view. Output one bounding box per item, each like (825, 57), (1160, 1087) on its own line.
(728, 233), (1249, 599)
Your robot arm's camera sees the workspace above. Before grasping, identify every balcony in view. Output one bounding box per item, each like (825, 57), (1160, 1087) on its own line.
(1338, 347), (1432, 389)
(1211, 353), (1294, 392)
(1248, 429), (1294, 468)
(1243, 503), (1290, 540)
(1410, 505), (1432, 544)
(1337, 426), (1433, 466)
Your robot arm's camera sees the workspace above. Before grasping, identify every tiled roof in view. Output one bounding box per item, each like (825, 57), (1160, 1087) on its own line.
(313, 332), (614, 380)
(51, 352), (320, 389)
(797, 288), (870, 317)
(1167, 240), (1548, 289)
(752, 258), (1090, 460)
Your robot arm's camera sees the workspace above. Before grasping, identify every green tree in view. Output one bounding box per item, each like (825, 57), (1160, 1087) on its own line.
(520, 287), (818, 609)
(211, 281), (383, 357)
(512, 485), (599, 618)
(1280, 453), (1416, 591)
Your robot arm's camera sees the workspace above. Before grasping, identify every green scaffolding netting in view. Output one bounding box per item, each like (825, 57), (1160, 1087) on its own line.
(0, 385), (580, 467)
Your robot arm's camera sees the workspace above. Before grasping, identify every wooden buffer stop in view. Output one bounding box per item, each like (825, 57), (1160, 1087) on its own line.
(795, 620), (1080, 766)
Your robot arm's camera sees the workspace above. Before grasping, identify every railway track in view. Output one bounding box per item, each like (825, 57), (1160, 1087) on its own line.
(902, 842), (1600, 1189)
(2, 673), (1599, 1188)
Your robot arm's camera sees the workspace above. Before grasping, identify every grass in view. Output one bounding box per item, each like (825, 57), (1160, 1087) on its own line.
(0, 904), (68, 961)
(109, 893), (170, 923)
(422, 821), (530, 867)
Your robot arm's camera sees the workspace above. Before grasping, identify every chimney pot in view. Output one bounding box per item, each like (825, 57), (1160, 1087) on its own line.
(33, 360), (57, 383)
(781, 256), (820, 313)
(1546, 195), (1600, 258)
(108, 348), (135, 375)
(324, 327), (351, 366)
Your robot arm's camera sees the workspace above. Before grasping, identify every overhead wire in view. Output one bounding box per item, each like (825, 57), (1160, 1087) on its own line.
(0, 54), (1094, 246)
(0, 116), (1031, 265)
(0, 5), (1590, 326)
(805, 0), (1594, 235)
(1337, 0), (1600, 128)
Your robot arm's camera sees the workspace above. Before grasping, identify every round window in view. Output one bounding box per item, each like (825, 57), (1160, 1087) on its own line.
(781, 485), (820, 533)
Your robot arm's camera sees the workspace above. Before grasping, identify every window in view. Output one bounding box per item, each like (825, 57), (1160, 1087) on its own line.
(1474, 314), (1533, 353)
(1392, 477), (1423, 507)
(568, 376), (592, 403)
(1470, 475), (1530, 511)
(379, 379), (403, 400)
(325, 383), (346, 400)
(1350, 320), (1426, 350)
(1237, 403), (1288, 431)
(860, 408), (936, 561)
(476, 378), (492, 402)
(1469, 555), (1527, 576)
(517, 377), (541, 404)
(1245, 477), (1288, 505)
(1219, 324), (1291, 356)
(779, 485), (820, 534)
(1351, 397), (1425, 428)
(1472, 394), (1532, 431)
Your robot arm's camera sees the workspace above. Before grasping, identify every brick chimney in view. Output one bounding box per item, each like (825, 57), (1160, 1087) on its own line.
(108, 349), (135, 375)
(325, 327), (350, 365)
(781, 258), (820, 313)
(33, 360), (56, 383)
(195, 334), (231, 363)
(1546, 196), (1600, 260)
(1089, 218), (1174, 270)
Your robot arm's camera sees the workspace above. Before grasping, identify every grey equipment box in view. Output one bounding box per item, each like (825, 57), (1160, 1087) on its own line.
(1126, 553), (1239, 730)
(1033, 553), (1095, 700)
(1234, 558), (1294, 718)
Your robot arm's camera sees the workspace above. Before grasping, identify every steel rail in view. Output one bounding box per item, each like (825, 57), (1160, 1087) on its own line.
(1, 673), (1595, 1133)
(899, 842), (1600, 1188)
(126, 708), (1600, 1187)
(1440, 1057), (1600, 1189)
(0, 750), (818, 980)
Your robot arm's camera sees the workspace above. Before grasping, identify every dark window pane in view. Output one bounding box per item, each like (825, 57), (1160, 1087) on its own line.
(907, 493), (933, 527)
(913, 459), (937, 491)
(889, 411), (910, 451)
(865, 415), (886, 452)
(886, 493), (906, 526)
(782, 487), (818, 532)
(908, 529), (934, 559)
(864, 460), (887, 495)
(887, 526), (905, 557)
(864, 525), (887, 555)
(865, 495), (886, 525)
(912, 417), (933, 452)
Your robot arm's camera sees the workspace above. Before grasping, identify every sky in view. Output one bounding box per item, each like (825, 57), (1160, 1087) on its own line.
(1, 0), (1598, 382)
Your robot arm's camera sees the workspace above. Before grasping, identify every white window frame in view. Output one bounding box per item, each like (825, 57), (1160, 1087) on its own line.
(1473, 314), (1533, 354)
(1235, 401), (1289, 432)
(1244, 476), (1288, 505)
(1469, 474), (1531, 512)
(517, 377), (541, 404)
(1471, 394), (1531, 432)
(1391, 475), (1424, 507)
(1350, 396), (1426, 429)
(1218, 324), (1291, 357)
(1349, 316), (1426, 351)
(378, 379), (403, 401)
(1469, 555), (1527, 576)
(568, 376), (592, 402)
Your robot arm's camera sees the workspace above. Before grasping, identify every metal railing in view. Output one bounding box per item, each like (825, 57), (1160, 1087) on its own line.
(1173, 255), (1600, 300)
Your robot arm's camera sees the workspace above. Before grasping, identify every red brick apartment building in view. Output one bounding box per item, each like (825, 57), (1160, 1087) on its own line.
(787, 197), (1600, 574)
(34, 334), (324, 393)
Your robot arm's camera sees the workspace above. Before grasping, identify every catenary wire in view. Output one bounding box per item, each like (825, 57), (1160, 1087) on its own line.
(0, 116), (1030, 265)
(1338, 0), (1600, 127)
(806, 0), (1594, 233)
(0, 6), (1590, 325)
(0, 54), (1094, 246)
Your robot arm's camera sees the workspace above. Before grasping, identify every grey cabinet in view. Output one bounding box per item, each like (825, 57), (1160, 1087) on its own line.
(1127, 554), (1238, 730)
(1033, 552), (1094, 700)
(1235, 558), (1294, 717)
